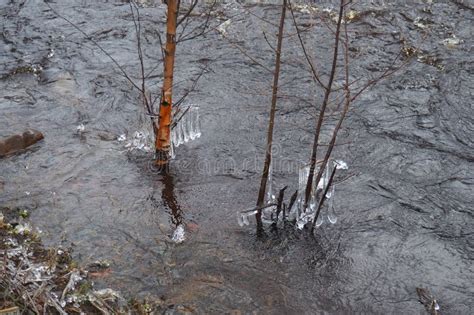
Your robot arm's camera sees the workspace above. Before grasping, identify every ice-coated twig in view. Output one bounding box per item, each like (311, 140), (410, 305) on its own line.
(46, 291), (68, 315)
(285, 190), (298, 221)
(240, 203), (277, 215)
(311, 165), (337, 233)
(274, 186), (288, 223)
(60, 270), (81, 302)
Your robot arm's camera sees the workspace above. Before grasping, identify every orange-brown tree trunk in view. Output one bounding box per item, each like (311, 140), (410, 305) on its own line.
(155, 0), (178, 168)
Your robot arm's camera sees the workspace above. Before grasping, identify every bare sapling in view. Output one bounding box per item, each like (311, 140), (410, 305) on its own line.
(300, 0), (345, 218)
(288, 0), (412, 233)
(309, 13), (351, 232)
(155, 0), (179, 169)
(45, 0), (212, 169)
(255, 0), (287, 232)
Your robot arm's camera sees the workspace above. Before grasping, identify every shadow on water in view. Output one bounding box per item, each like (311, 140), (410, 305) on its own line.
(160, 171), (183, 228)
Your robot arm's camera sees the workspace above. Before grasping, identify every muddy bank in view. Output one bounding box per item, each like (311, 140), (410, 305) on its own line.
(0, 207), (157, 314)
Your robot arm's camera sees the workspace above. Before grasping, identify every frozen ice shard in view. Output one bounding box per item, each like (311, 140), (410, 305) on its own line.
(327, 185), (337, 224)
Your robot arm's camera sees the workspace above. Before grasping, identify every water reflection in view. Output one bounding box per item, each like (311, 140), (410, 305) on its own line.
(160, 171), (182, 227)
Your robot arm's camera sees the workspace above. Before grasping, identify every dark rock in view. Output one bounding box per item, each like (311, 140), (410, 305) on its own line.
(0, 130), (44, 157)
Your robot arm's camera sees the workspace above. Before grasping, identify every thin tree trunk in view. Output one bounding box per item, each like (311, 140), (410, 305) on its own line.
(310, 165), (337, 234)
(155, 0), (179, 168)
(302, 0), (345, 213)
(255, 0), (287, 232)
(310, 18), (351, 225)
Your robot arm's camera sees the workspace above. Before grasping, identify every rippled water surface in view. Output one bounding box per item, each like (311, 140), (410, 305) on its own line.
(1, 0), (473, 313)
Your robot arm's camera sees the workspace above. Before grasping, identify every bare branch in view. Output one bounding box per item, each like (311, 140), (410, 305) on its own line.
(177, 0), (198, 27)
(288, 0), (327, 90)
(174, 65), (207, 108)
(44, 2), (142, 92)
(262, 31), (277, 54)
(129, 1), (153, 116)
(224, 37), (274, 74)
(310, 13), (352, 219)
(177, 0), (217, 43)
(302, 0), (345, 214)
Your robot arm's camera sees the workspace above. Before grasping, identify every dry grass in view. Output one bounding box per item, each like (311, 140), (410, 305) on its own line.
(0, 208), (162, 314)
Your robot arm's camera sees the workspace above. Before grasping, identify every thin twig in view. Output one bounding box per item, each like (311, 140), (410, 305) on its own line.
(44, 2), (142, 92)
(241, 203), (278, 214)
(177, 0), (198, 27)
(170, 104), (190, 130)
(274, 186), (288, 223)
(286, 190), (298, 220)
(177, 0), (217, 43)
(311, 12), (351, 207)
(173, 65), (207, 108)
(262, 31), (277, 53)
(223, 36), (274, 74)
(130, 1), (153, 116)
(288, 0), (327, 90)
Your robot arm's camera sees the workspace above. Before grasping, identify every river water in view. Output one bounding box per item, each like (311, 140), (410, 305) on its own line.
(1, 0), (472, 313)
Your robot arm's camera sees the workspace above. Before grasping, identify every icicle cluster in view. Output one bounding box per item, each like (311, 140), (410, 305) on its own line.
(261, 160), (277, 224)
(293, 160), (348, 229)
(237, 210), (257, 227)
(120, 130), (153, 153)
(116, 105), (201, 158)
(170, 105), (201, 159)
(237, 159), (348, 229)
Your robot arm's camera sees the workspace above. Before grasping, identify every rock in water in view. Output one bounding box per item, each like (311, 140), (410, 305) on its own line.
(416, 287), (440, 315)
(0, 130), (44, 157)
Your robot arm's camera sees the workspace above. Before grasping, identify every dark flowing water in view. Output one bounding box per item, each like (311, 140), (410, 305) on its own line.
(1, 0), (473, 313)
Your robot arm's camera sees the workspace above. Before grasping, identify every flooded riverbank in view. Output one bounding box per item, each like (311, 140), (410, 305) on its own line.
(1, 0), (472, 313)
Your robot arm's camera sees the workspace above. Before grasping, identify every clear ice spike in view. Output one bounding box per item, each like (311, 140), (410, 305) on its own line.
(299, 165), (309, 193)
(171, 127), (178, 148)
(182, 109), (190, 143)
(242, 213), (250, 225)
(189, 106), (197, 140)
(323, 164), (330, 190)
(311, 194), (317, 209)
(296, 212), (313, 230)
(176, 118), (184, 146)
(296, 196), (303, 218)
(237, 213), (245, 227)
(315, 213), (324, 227)
(296, 218), (306, 230)
(194, 106), (201, 138)
(334, 160), (348, 170)
(327, 185), (337, 224)
(237, 210), (257, 227)
(170, 136), (176, 159)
